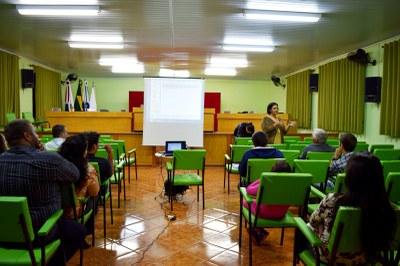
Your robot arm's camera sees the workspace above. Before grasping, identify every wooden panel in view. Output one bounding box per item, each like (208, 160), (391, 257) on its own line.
(132, 107), (144, 132)
(203, 108), (215, 132)
(112, 133), (155, 166)
(45, 111), (132, 133)
(203, 133), (230, 165)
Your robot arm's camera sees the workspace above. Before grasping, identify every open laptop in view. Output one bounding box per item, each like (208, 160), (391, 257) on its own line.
(165, 141), (187, 156)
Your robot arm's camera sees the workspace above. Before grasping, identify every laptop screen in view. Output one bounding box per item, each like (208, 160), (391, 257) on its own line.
(165, 141), (186, 155)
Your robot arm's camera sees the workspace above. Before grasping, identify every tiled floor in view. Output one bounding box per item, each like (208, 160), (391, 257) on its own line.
(67, 165), (296, 265)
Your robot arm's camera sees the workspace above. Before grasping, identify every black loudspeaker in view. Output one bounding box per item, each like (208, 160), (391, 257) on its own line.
(365, 77), (381, 103)
(309, 74), (318, 92)
(21, 69), (34, 88)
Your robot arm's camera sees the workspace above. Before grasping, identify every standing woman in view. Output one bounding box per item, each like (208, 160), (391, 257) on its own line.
(261, 102), (296, 144)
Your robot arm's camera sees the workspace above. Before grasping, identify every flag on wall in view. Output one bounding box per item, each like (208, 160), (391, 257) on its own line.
(74, 79), (83, 111)
(88, 82), (97, 112)
(64, 80), (74, 111)
(82, 80), (90, 111)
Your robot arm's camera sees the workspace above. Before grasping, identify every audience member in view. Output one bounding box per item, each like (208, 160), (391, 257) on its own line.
(0, 133), (7, 154)
(328, 133), (357, 177)
(261, 102), (296, 144)
(238, 131), (284, 180)
(243, 161), (292, 245)
(45, 124), (68, 150)
(0, 119), (86, 265)
(305, 153), (396, 264)
(233, 122), (255, 137)
(300, 128), (335, 159)
(59, 134), (100, 243)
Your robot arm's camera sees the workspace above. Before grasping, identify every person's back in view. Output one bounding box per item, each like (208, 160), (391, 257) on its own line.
(300, 128), (335, 159)
(44, 124), (68, 150)
(234, 122), (255, 138)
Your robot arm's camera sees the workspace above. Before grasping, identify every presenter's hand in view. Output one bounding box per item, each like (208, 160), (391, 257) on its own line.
(289, 121), (297, 127)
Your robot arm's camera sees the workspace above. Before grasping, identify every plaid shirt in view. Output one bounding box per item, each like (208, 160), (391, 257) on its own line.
(0, 145), (79, 242)
(328, 152), (354, 176)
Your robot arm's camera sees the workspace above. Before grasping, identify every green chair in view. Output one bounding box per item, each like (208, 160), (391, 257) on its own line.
(269, 143), (288, 150)
(306, 151), (335, 161)
(374, 149), (400, 160)
(280, 149), (301, 168)
(239, 172), (313, 266)
(381, 160), (400, 180)
(224, 144), (252, 193)
(89, 162), (113, 238)
(60, 184), (94, 266)
(297, 140), (312, 144)
(99, 135), (112, 141)
(244, 158), (285, 185)
(5, 112), (17, 123)
(0, 196), (63, 266)
(294, 207), (363, 266)
(289, 143), (307, 153)
(326, 138), (339, 146)
(283, 136), (301, 144)
(293, 159), (330, 193)
(166, 149), (206, 211)
(235, 137), (252, 145)
(22, 112), (51, 132)
(354, 142), (369, 152)
(370, 144), (395, 153)
(385, 172), (400, 204)
(303, 137), (313, 142)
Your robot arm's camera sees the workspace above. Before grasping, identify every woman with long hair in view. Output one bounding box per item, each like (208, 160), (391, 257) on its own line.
(261, 102), (296, 144)
(308, 153), (396, 263)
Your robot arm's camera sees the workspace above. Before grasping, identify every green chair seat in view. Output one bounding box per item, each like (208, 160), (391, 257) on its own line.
(173, 174), (203, 186)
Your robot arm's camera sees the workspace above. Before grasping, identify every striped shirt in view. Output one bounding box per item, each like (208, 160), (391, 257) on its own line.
(0, 145), (79, 242)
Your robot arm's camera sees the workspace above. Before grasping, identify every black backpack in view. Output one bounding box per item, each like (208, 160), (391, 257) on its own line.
(164, 179), (189, 196)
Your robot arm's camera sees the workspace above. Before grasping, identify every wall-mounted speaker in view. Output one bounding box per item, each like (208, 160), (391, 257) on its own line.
(309, 74), (318, 92)
(21, 69), (34, 88)
(365, 77), (381, 103)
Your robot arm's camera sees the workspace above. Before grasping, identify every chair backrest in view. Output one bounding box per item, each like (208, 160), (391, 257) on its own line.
(327, 207), (362, 255)
(22, 112), (35, 123)
(334, 173), (347, 194)
(0, 196), (35, 243)
(102, 139), (125, 159)
(306, 151), (335, 160)
(297, 140), (312, 144)
(354, 143), (369, 152)
(283, 136), (301, 144)
(370, 144), (395, 153)
(99, 135), (112, 141)
(89, 161), (101, 180)
(381, 160), (400, 180)
(326, 138), (339, 146)
(235, 137), (252, 145)
(60, 184), (78, 214)
(95, 148), (108, 159)
(280, 149), (301, 168)
(5, 112), (16, 123)
(373, 149), (400, 160)
(257, 172), (313, 206)
(173, 149), (206, 171)
(268, 143), (288, 150)
(303, 137), (313, 142)
(293, 159), (330, 184)
(289, 143), (307, 153)
(229, 144), (252, 163)
(385, 172), (400, 202)
(246, 158), (285, 184)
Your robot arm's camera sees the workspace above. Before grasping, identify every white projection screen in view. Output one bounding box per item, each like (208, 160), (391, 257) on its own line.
(143, 78), (205, 147)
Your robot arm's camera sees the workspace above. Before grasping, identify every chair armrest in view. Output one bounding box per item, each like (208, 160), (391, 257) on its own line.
(78, 195), (90, 205)
(293, 217), (322, 247)
(37, 209), (63, 237)
(310, 186), (326, 200)
(116, 159), (125, 169)
(224, 154), (231, 162)
(128, 148), (136, 157)
(239, 187), (253, 204)
(166, 161), (173, 171)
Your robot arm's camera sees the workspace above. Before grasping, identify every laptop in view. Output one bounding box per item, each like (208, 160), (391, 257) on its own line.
(165, 141), (187, 156)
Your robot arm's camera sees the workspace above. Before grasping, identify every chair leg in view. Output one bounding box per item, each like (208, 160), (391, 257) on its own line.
(79, 245), (83, 266)
(103, 194), (106, 238)
(128, 163), (130, 183)
(202, 185), (205, 209)
(227, 171), (231, 194)
(223, 167), (226, 188)
(123, 173), (126, 201)
(249, 217), (252, 266)
(109, 185), (113, 224)
(280, 228), (285, 245)
(135, 163), (138, 180)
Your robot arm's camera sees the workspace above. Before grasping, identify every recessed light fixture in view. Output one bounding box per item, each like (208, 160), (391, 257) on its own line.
(16, 5), (100, 16)
(69, 42), (123, 49)
(222, 44), (274, 52)
(210, 57), (248, 68)
(159, 69), (190, 78)
(204, 67), (237, 76)
(244, 9), (321, 22)
(111, 64), (144, 74)
(71, 35), (123, 43)
(99, 57), (138, 66)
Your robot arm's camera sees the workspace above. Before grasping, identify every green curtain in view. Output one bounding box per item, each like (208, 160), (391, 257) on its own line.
(318, 58), (365, 133)
(34, 66), (61, 120)
(0, 50), (20, 126)
(380, 40), (400, 137)
(286, 70), (312, 128)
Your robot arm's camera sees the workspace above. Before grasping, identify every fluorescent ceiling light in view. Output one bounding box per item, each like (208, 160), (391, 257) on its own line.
(222, 44), (274, 52)
(159, 69), (190, 78)
(205, 68), (237, 76)
(210, 57), (248, 68)
(99, 57), (138, 66)
(16, 5), (100, 16)
(20, 0), (98, 4)
(244, 10), (321, 22)
(69, 42), (123, 49)
(71, 35), (123, 43)
(112, 64), (144, 74)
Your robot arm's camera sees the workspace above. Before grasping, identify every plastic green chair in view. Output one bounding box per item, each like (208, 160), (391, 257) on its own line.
(303, 137), (313, 142)
(370, 144), (395, 153)
(22, 112), (51, 132)
(99, 135), (112, 141)
(280, 149), (301, 168)
(60, 183), (94, 265)
(306, 151), (335, 161)
(5, 112), (16, 123)
(374, 149), (400, 160)
(294, 207), (362, 266)
(166, 149), (206, 211)
(0, 196), (63, 266)
(224, 144), (252, 193)
(283, 136), (301, 144)
(235, 137), (252, 145)
(89, 162), (113, 238)
(297, 140), (312, 144)
(103, 139), (137, 182)
(239, 172), (313, 265)
(289, 143), (307, 153)
(293, 159), (330, 192)
(381, 160), (400, 180)
(385, 172), (400, 204)
(268, 143), (288, 150)
(244, 158), (285, 185)
(353, 142), (369, 152)
(326, 138), (339, 146)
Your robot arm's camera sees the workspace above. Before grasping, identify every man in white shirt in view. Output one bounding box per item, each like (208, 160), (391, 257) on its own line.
(44, 124), (68, 150)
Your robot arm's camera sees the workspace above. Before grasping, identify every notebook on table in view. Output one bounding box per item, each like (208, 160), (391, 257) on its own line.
(165, 141), (187, 156)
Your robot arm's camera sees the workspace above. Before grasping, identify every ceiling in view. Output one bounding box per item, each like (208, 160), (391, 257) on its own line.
(0, 0), (400, 80)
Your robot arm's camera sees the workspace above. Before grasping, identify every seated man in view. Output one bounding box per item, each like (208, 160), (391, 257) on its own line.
(234, 122), (255, 137)
(44, 124), (68, 150)
(300, 128), (335, 159)
(0, 119), (86, 265)
(238, 131), (284, 182)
